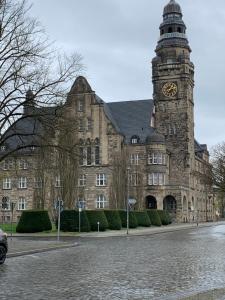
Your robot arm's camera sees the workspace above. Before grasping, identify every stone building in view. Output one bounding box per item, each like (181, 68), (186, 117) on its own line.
(0, 0), (215, 223)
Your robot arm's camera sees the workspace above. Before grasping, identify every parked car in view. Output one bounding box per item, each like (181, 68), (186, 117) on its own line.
(0, 229), (8, 264)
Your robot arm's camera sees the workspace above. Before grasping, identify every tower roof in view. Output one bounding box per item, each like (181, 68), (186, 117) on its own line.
(163, 0), (182, 16)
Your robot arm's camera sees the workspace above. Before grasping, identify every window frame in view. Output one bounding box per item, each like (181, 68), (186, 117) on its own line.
(18, 177), (27, 189)
(96, 173), (106, 186)
(96, 194), (107, 209)
(18, 197), (26, 211)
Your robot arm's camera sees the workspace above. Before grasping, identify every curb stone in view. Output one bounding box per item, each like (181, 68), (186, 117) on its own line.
(7, 242), (79, 258)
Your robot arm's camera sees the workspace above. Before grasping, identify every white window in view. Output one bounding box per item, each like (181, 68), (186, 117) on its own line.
(148, 173), (165, 186)
(1, 146), (6, 151)
(18, 177), (27, 189)
(18, 159), (28, 170)
(55, 175), (61, 188)
(96, 173), (106, 186)
(130, 154), (139, 165)
(3, 178), (11, 190)
(96, 194), (107, 209)
(79, 174), (86, 187)
(78, 100), (84, 112)
(2, 159), (13, 170)
(148, 153), (165, 165)
(18, 197), (26, 210)
(34, 177), (43, 189)
(131, 138), (138, 144)
(87, 118), (92, 130)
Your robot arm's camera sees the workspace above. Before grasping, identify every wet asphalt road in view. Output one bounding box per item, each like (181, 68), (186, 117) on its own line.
(1, 225), (225, 299)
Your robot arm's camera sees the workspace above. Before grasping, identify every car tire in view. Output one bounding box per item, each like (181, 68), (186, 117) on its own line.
(0, 245), (6, 264)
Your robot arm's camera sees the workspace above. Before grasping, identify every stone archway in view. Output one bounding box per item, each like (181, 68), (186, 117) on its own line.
(163, 195), (177, 221)
(146, 195), (157, 209)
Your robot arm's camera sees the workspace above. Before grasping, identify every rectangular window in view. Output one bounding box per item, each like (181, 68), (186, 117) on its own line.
(2, 159), (13, 170)
(78, 100), (84, 112)
(87, 119), (92, 130)
(34, 177), (43, 189)
(77, 198), (86, 209)
(55, 175), (61, 188)
(3, 178), (11, 190)
(130, 173), (139, 186)
(96, 195), (107, 209)
(2, 197), (10, 210)
(96, 174), (106, 186)
(87, 147), (92, 165)
(18, 177), (27, 189)
(18, 197), (26, 210)
(79, 174), (86, 187)
(79, 147), (86, 166)
(130, 154), (139, 165)
(148, 153), (165, 165)
(148, 173), (165, 186)
(95, 146), (100, 165)
(79, 119), (85, 131)
(18, 159), (28, 170)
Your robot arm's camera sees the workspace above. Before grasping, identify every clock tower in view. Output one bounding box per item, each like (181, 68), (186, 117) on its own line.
(152, 0), (195, 187)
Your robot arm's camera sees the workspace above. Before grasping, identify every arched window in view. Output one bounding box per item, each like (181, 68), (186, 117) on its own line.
(177, 27), (181, 33)
(161, 29), (164, 35)
(168, 27), (173, 33)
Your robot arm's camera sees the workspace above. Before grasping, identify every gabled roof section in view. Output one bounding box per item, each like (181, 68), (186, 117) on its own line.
(69, 76), (93, 94)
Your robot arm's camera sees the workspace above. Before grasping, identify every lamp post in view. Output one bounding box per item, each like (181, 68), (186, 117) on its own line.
(127, 167), (130, 235)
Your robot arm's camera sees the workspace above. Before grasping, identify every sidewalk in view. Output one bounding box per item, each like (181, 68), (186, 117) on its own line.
(6, 221), (225, 259)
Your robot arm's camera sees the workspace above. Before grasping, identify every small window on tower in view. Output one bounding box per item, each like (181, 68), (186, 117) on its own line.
(177, 27), (181, 33)
(168, 27), (173, 33)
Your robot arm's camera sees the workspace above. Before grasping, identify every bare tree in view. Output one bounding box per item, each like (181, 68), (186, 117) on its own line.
(211, 142), (225, 217)
(0, 0), (83, 158)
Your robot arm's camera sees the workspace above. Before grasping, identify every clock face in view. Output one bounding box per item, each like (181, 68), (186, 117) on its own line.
(162, 82), (178, 98)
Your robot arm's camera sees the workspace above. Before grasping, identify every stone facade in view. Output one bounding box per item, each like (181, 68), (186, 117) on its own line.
(0, 0), (215, 223)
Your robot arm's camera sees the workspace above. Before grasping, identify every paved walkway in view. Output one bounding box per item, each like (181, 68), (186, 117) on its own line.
(6, 221), (225, 258)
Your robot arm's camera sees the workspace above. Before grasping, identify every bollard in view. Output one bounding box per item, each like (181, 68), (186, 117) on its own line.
(97, 221), (100, 233)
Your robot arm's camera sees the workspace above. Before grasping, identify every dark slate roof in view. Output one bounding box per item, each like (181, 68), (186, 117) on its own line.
(106, 99), (155, 144)
(2, 106), (59, 155)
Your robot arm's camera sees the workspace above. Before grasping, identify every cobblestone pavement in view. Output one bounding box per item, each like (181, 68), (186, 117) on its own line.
(1, 225), (225, 299)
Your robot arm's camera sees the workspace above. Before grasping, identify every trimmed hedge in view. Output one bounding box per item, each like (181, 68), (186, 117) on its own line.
(104, 210), (122, 230)
(86, 210), (109, 231)
(134, 211), (151, 227)
(146, 209), (162, 226)
(118, 210), (138, 228)
(60, 210), (90, 232)
(157, 210), (171, 225)
(16, 210), (52, 233)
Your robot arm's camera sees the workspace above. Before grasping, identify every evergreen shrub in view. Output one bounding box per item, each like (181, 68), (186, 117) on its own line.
(60, 210), (90, 232)
(146, 209), (162, 226)
(104, 210), (122, 230)
(134, 211), (151, 227)
(157, 210), (170, 225)
(86, 210), (109, 231)
(16, 210), (52, 233)
(118, 210), (138, 228)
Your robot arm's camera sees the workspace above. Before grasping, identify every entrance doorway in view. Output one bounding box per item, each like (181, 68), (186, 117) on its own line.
(146, 196), (157, 209)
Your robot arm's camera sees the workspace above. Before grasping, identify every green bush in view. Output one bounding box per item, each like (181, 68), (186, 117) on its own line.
(135, 211), (151, 227)
(86, 210), (109, 231)
(60, 210), (90, 232)
(118, 210), (138, 228)
(104, 210), (122, 230)
(146, 209), (162, 226)
(165, 210), (172, 224)
(16, 210), (52, 233)
(157, 210), (170, 225)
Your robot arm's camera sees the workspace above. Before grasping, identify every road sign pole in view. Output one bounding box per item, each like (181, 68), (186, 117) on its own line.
(78, 208), (82, 233)
(57, 202), (61, 242)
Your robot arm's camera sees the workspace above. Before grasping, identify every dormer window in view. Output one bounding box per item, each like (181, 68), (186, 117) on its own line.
(1, 145), (6, 151)
(131, 136), (139, 144)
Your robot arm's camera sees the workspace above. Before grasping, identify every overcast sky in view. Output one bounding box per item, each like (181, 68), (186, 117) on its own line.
(29, 0), (225, 149)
